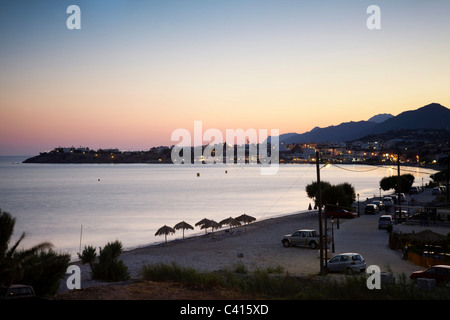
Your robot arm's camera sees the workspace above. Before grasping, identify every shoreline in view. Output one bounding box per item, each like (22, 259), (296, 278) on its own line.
(58, 187), (446, 296)
(61, 209), (327, 294)
(123, 209), (313, 253)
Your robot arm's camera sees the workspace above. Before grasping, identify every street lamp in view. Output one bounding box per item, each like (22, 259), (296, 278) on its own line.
(331, 217), (335, 253)
(357, 193), (360, 217)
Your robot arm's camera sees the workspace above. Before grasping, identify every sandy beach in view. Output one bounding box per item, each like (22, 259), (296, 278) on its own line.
(122, 210), (323, 276)
(61, 204), (442, 295)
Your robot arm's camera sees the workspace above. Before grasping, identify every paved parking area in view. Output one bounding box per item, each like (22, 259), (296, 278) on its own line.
(331, 214), (421, 277)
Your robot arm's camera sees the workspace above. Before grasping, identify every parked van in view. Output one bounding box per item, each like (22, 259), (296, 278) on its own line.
(378, 215), (393, 229)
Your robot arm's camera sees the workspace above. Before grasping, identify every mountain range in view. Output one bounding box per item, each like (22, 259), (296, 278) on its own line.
(278, 103), (450, 144)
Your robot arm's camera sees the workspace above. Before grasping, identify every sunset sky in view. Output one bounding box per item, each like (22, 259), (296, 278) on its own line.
(1, 1), (450, 156)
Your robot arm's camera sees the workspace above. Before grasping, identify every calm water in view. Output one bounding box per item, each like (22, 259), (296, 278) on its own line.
(0, 156), (436, 259)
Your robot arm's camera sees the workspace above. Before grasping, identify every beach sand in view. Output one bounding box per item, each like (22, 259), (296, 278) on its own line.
(60, 207), (428, 296)
(122, 210), (323, 276)
(62, 210), (323, 293)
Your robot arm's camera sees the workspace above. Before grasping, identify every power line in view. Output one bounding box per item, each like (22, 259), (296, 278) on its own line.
(330, 163), (382, 172)
(331, 163), (436, 175)
(259, 164), (314, 220)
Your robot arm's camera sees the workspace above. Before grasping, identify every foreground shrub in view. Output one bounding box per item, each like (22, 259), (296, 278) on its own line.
(20, 249), (70, 297)
(78, 245), (96, 270)
(80, 240), (129, 282)
(0, 209), (52, 289)
(141, 262), (225, 288)
(139, 262), (449, 299)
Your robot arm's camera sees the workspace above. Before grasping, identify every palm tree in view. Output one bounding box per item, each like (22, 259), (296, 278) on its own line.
(0, 209), (52, 288)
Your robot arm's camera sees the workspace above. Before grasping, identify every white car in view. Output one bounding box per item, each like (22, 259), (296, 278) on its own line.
(378, 215), (393, 229)
(324, 253), (366, 274)
(432, 187), (442, 195)
(281, 229), (320, 249)
(383, 196), (394, 207)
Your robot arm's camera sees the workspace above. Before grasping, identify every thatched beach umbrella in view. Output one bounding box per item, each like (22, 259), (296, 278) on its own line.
(201, 219), (221, 235)
(195, 218), (211, 234)
(155, 225), (175, 243)
(174, 221), (194, 239)
(236, 213), (256, 232)
(219, 217), (241, 230)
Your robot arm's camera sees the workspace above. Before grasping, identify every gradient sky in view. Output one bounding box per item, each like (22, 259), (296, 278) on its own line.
(1, 0), (450, 155)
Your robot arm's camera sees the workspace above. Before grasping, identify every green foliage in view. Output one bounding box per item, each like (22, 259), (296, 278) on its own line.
(306, 181), (355, 208)
(140, 262), (449, 299)
(264, 265), (284, 274)
(430, 169), (448, 183)
(78, 245), (96, 270)
(0, 209), (53, 289)
(87, 240), (129, 282)
(20, 249), (70, 297)
(379, 174), (415, 193)
(141, 262), (225, 288)
(233, 262), (248, 274)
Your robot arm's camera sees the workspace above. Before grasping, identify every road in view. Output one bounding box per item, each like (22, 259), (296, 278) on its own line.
(331, 213), (421, 278)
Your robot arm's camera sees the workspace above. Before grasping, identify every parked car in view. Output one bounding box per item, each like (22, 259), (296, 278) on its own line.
(394, 210), (409, 220)
(378, 215), (393, 229)
(371, 200), (384, 211)
(383, 196), (394, 208)
(324, 253), (366, 274)
(281, 229), (320, 249)
(432, 187), (441, 195)
(364, 204), (379, 215)
(325, 206), (357, 219)
(410, 265), (450, 284)
(409, 186), (420, 194)
(0, 284), (35, 299)
(390, 194), (399, 204)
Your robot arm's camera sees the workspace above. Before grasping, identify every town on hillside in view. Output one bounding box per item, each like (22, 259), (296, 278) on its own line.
(23, 128), (450, 169)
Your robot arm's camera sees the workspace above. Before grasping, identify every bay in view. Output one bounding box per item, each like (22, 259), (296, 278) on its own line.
(0, 156), (435, 259)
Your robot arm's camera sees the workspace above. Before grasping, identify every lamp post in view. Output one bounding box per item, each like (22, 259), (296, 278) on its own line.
(331, 217), (335, 253)
(357, 193), (360, 217)
(316, 151), (325, 274)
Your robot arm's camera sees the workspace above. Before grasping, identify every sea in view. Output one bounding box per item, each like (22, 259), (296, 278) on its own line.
(0, 156), (436, 260)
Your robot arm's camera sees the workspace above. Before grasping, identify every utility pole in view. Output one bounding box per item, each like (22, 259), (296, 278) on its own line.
(316, 151), (324, 274)
(447, 152), (449, 207)
(397, 149), (402, 223)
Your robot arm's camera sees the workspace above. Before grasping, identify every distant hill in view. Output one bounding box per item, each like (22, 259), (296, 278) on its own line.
(278, 103), (449, 144)
(367, 113), (393, 123)
(279, 121), (377, 144)
(366, 103), (450, 135)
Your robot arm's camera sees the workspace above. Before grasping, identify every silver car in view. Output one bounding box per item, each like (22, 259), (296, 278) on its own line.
(325, 253), (366, 274)
(281, 229), (320, 249)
